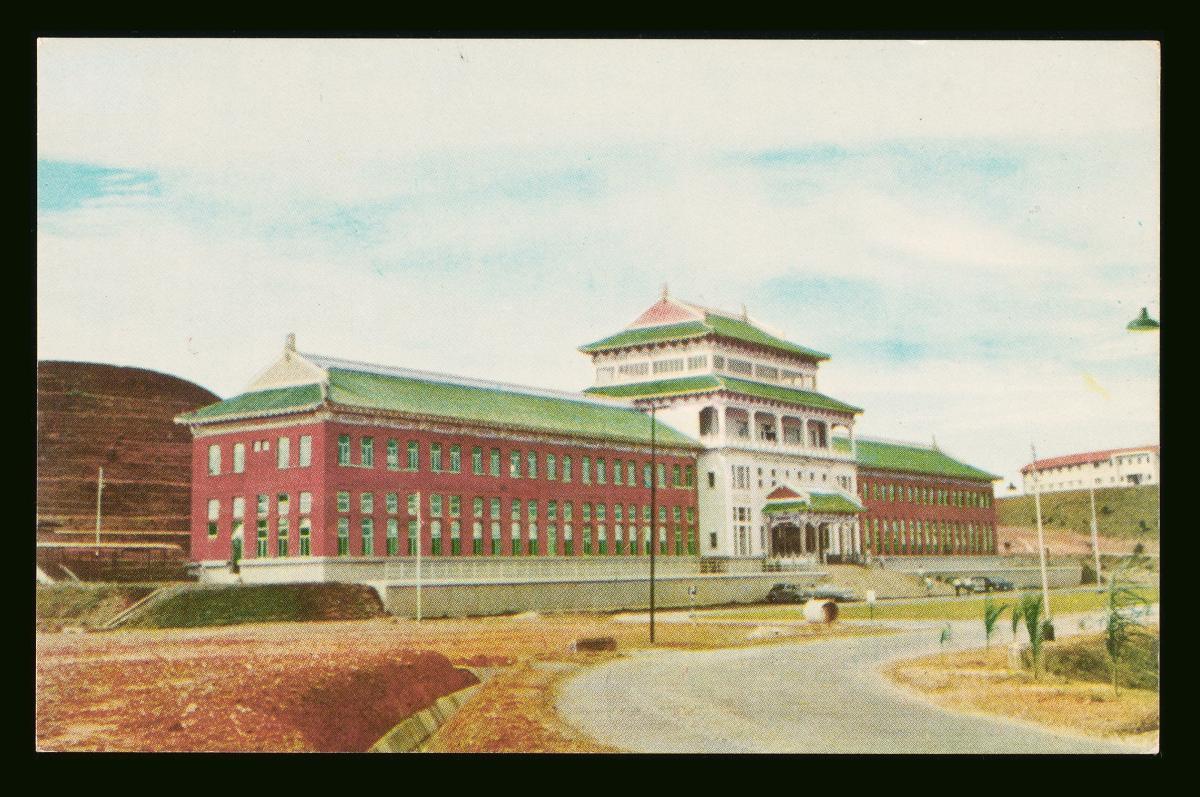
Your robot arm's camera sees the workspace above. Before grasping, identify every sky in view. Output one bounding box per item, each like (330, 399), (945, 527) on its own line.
(36, 39), (1160, 493)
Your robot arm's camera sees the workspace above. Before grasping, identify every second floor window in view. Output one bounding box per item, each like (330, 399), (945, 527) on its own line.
(431, 443), (443, 473)
(527, 451), (537, 479)
(361, 437), (374, 468)
(233, 443), (245, 474)
(407, 441), (419, 470)
(472, 447), (483, 475)
(450, 445), (462, 473)
(510, 451), (521, 478)
(277, 437), (290, 469)
(208, 444), (221, 476)
(337, 435), (351, 466)
(299, 435), (312, 467)
(386, 439), (399, 470)
(490, 449), (501, 477)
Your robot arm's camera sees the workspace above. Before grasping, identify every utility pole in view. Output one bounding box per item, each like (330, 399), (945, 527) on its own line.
(1030, 444), (1052, 624)
(1089, 483), (1103, 591)
(415, 491), (423, 623)
(649, 402), (658, 644)
(94, 466), (104, 556)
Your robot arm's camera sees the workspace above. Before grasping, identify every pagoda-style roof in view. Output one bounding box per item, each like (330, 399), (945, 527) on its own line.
(178, 353), (700, 450)
(833, 436), (1000, 482)
(585, 374), (861, 415)
(579, 297), (830, 362)
(763, 491), (865, 515)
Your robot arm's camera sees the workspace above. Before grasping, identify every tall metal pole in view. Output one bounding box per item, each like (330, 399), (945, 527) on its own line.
(1030, 444), (1052, 621)
(1089, 484), (1103, 590)
(415, 491), (423, 623)
(94, 467), (104, 556)
(649, 403), (657, 644)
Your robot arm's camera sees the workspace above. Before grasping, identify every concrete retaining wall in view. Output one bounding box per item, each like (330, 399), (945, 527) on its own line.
(379, 572), (818, 618)
(369, 683), (482, 753)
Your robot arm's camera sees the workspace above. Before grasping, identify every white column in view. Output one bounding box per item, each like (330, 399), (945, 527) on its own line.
(718, 405), (727, 447)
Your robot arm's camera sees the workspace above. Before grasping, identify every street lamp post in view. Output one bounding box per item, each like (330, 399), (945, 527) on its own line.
(640, 399), (669, 644)
(415, 491), (423, 623)
(1089, 483), (1103, 592)
(1030, 445), (1053, 628)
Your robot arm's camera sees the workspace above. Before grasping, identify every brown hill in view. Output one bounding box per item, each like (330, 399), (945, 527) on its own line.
(37, 361), (219, 558)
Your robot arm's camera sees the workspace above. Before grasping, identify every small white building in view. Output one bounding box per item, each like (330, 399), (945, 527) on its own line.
(1020, 445), (1160, 494)
(582, 291), (865, 563)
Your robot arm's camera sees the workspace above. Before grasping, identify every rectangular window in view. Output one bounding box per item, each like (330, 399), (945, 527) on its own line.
(547, 453), (557, 480)
(450, 445), (462, 474)
(232, 496), (245, 521)
(360, 518), (374, 556)
(582, 457), (592, 484)
(450, 495), (461, 517)
(652, 357), (685, 375)
(208, 444), (221, 476)
(387, 518), (399, 555)
(472, 447), (484, 475)
(472, 522), (483, 555)
(338, 435), (351, 466)
(511, 499), (522, 521)
(277, 437), (290, 469)
(451, 521), (462, 555)
(258, 493), (270, 516)
(672, 464), (682, 487)
(548, 500), (558, 521)
(257, 519), (269, 557)
(233, 443), (245, 474)
(431, 494), (443, 517)
(490, 448), (501, 477)
(360, 437), (374, 468)
(299, 518), (311, 556)
(563, 501), (574, 522)
(685, 465), (696, 487)
(337, 491), (350, 513)
(431, 443), (443, 473)
(385, 493), (398, 514)
(473, 497), (484, 518)
(511, 522), (522, 556)
(407, 441), (419, 471)
(490, 498), (501, 520)
(407, 493), (419, 516)
(528, 500), (538, 521)
(563, 455), (573, 482)
(299, 435), (312, 467)
(510, 451), (521, 478)
(614, 459), (623, 485)
(527, 451), (538, 480)
(431, 520), (443, 556)
(407, 521), (418, 556)
(207, 499), (220, 536)
(277, 517), (290, 557)
(277, 492), (290, 516)
(643, 463), (652, 488)
(657, 463), (667, 487)
(629, 462), (637, 487)
(386, 439), (399, 470)
(360, 492), (373, 514)
(490, 521), (501, 555)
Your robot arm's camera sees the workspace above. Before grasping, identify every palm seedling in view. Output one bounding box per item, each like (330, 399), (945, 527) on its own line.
(1019, 593), (1045, 679)
(1104, 558), (1150, 696)
(983, 597), (1008, 650)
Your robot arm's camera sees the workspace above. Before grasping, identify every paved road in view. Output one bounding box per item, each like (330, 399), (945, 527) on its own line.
(557, 609), (1157, 754)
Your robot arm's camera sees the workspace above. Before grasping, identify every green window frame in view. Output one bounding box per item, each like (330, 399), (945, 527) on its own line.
(386, 439), (399, 470)
(685, 465), (695, 487)
(687, 526), (697, 555)
(431, 443), (443, 473)
(407, 493), (419, 516)
(336, 491), (350, 513)
(597, 524), (607, 555)
(490, 497), (501, 520)
(299, 518), (311, 556)
(627, 462), (636, 487)
(277, 517), (289, 557)
(528, 523), (537, 556)
(361, 518), (374, 556)
(510, 522), (521, 556)
(430, 494), (443, 517)
(643, 464), (652, 488)
(582, 457), (592, 484)
(672, 464), (681, 487)
(547, 453), (557, 480)
(472, 447), (483, 475)
(360, 492), (373, 514)
(337, 517), (349, 556)
(386, 493), (398, 514)
(527, 451), (538, 479)
(597, 458), (606, 485)
(490, 521), (501, 555)
(207, 498), (220, 537)
(614, 459), (623, 485)
(511, 499), (521, 521)
(407, 441), (420, 471)
(562, 455), (572, 482)
(337, 435), (350, 466)
(450, 445), (462, 473)
(257, 519), (269, 557)
(361, 437), (374, 468)
(563, 502), (574, 522)
(387, 518), (399, 555)
(407, 521), (418, 556)
(490, 448), (501, 477)
(473, 496), (484, 518)
(472, 522), (483, 555)
(451, 520), (462, 555)
(548, 500), (558, 521)
(450, 495), (461, 517)
(527, 500), (538, 521)
(510, 451), (521, 478)
(547, 524), (558, 555)
(657, 463), (667, 488)
(431, 520), (443, 556)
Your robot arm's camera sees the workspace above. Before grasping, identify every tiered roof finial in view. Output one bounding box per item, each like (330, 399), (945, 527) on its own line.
(661, 282), (669, 300)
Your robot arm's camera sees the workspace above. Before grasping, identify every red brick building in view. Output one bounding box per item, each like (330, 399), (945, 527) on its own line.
(177, 340), (701, 579)
(842, 437), (1000, 556)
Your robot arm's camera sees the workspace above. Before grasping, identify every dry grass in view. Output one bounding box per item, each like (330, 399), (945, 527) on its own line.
(37, 612), (891, 752)
(885, 642), (1159, 749)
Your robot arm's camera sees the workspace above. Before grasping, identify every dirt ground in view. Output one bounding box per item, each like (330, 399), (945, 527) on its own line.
(997, 525), (1159, 557)
(885, 640), (1159, 750)
(36, 612), (889, 752)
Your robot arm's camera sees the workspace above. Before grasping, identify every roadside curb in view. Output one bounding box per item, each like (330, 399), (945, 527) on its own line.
(369, 680), (484, 753)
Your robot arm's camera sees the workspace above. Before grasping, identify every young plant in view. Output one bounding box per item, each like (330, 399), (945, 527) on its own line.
(983, 597), (1008, 650)
(1104, 557), (1151, 695)
(1011, 596), (1025, 643)
(1019, 593), (1045, 679)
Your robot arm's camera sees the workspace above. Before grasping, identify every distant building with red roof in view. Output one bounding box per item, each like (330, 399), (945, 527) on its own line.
(1020, 445), (1159, 494)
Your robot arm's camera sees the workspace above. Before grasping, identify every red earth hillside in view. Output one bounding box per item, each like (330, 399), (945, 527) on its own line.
(37, 361), (219, 561)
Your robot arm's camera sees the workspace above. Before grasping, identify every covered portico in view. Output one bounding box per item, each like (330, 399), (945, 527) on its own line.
(763, 486), (865, 563)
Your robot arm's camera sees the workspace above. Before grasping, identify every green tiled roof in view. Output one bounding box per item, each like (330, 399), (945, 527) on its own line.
(179, 383), (324, 421)
(833, 437), (1000, 482)
(181, 365), (700, 449)
(763, 492), (865, 515)
(580, 314), (830, 361)
(585, 375), (861, 415)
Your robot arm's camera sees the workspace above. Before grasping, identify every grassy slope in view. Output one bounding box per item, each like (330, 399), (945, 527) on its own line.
(37, 583), (161, 630)
(996, 485), (1159, 540)
(1035, 628), (1159, 690)
(123, 583), (386, 629)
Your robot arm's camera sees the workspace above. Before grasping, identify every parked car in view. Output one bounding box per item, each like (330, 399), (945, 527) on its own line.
(954, 576), (1014, 595)
(810, 584), (859, 602)
(765, 583), (809, 603)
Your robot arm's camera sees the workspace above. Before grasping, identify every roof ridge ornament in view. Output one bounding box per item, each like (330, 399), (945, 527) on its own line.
(285, 332), (296, 354)
(661, 282), (669, 300)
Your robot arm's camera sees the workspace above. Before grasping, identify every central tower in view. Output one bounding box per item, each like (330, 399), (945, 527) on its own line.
(580, 292), (866, 562)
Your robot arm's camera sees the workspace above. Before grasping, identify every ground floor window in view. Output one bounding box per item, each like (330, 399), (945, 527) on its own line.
(582, 525), (592, 555)
(547, 524), (558, 555)
(597, 525), (607, 555)
(451, 520), (462, 555)
(361, 518), (374, 556)
(407, 521), (418, 556)
(387, 518), (399, 556)
(528, 522), (538, 556)
(473, 522), (483, 555)
(511, 522), (521, 556)
(687, 526), (697, 556)
(299, 518), (311, 556)
(277, 517), (289, 557)
(431, 520), (443, 556)
(491, 521), (501, 556)
(257, 519), (269, 557)
(564, 523), (574, 555)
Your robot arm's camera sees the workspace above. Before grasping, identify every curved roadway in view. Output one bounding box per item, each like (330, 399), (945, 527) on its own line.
(557, 610), (1157, 754)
